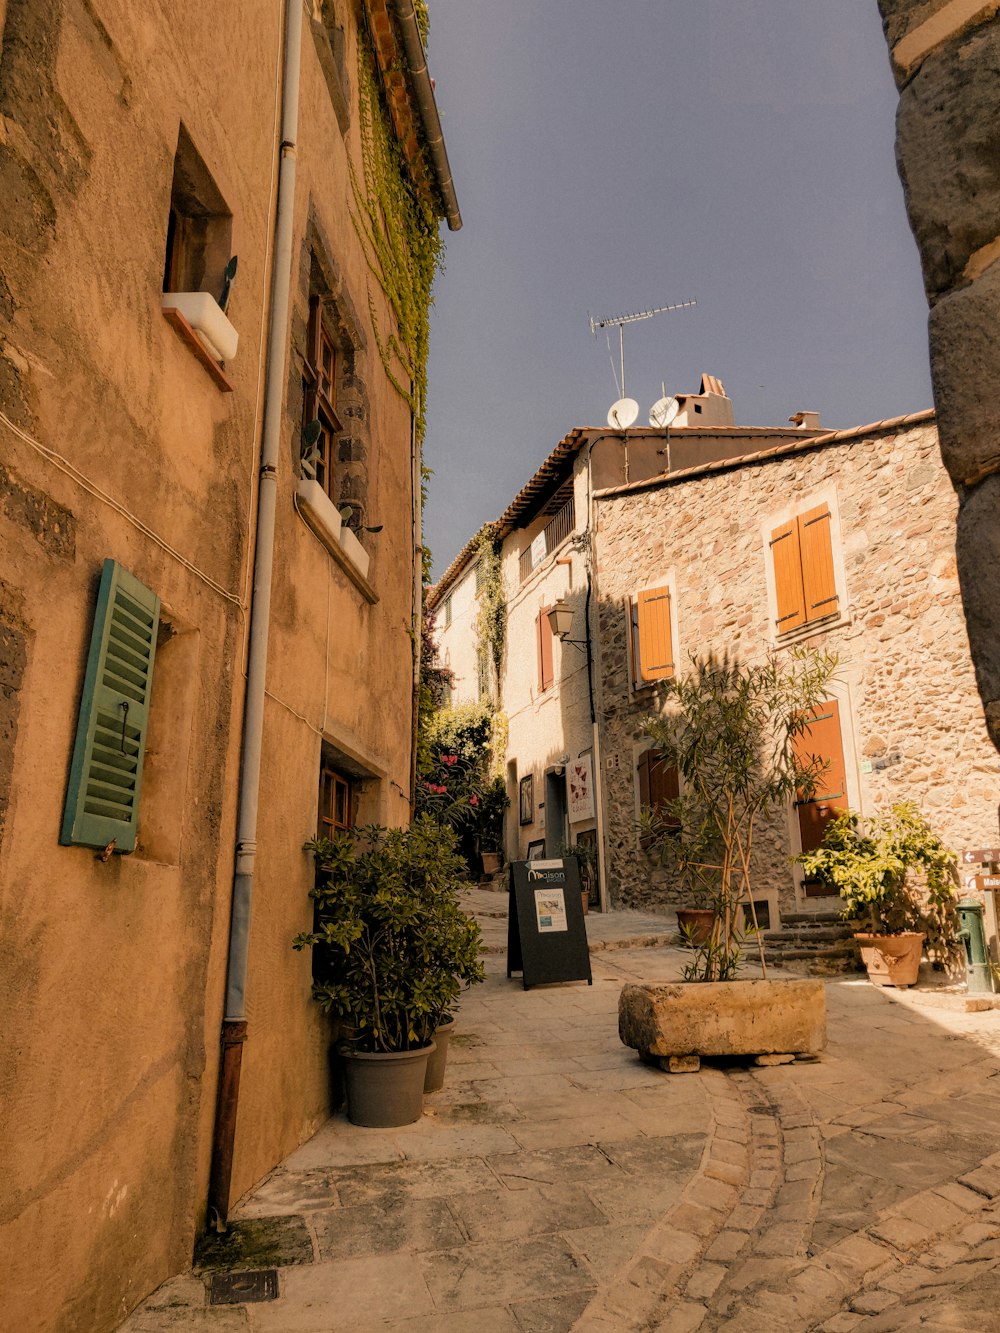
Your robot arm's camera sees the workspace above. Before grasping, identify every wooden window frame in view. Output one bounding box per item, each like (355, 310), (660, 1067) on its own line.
(303, 295), (343, 502)
(318, 763), (354, 839)
(162, 126), (232, 298)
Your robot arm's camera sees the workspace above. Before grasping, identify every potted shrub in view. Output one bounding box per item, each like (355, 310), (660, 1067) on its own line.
(796, 802), (959, 987)
(294, 817), (484, 1124)
(619, 649), (837, 1066)
(477, 776), (510, 878)
(559, 840), (598, 913)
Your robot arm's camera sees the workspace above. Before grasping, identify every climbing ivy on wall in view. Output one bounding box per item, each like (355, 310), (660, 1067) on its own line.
(351, 23), (443, 445)
(473, 525), (506, 699)
(413, 1), (429, 44)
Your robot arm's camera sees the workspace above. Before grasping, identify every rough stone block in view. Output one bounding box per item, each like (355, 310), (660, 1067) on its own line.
(955, 475), (1000, 750)
(665, 1054), (701, 1074)
(619, 980), (826, 1059)
(896, 22), (1000, 298)
(929, 270), (1000, 486)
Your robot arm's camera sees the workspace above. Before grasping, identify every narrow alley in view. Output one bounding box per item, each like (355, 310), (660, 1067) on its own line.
(122, 895), (1000, 1332)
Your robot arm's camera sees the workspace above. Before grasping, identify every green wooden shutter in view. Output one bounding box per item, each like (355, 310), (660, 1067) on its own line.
(61, 560), (160, 853)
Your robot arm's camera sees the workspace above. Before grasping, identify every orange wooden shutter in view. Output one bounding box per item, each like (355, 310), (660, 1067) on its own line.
(538, 608), (554, 691)
(793, 700), (848, 855)
(649, 754), (680, 827)
(770, 520), (805, 633)
(636, 586), (674, 682)
(637, 749), (651, 809)
(799, 505), (838, 624)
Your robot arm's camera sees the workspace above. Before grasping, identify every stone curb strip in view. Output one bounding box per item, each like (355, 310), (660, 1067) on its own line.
(564, 1067), (1000, 1332)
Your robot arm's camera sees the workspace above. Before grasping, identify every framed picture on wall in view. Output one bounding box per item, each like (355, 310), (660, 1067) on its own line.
(526, 839), (546, 860)
(519, 774), (534, 825)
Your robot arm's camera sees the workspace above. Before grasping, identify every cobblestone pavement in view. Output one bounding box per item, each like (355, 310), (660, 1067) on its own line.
(121, 899), (1000, 1332)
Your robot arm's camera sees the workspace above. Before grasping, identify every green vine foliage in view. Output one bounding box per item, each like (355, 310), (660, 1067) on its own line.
(351, 30), (443, 445)
(796, 802), (960, 962)
(473, 526), (506, 698)
(413, 0), (429, 45)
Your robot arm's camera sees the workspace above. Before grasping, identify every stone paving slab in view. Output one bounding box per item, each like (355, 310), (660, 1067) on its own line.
(120, 907), (1000, 1333)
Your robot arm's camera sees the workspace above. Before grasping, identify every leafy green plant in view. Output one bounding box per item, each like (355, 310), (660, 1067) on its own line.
(350, 35), (442, 441)
(473, 527), (506, 695)
(642, 649), (837, 981)
(796, 803), (959, 958)
(293, 818), (484, 1052)
(559, 840), (599, 900)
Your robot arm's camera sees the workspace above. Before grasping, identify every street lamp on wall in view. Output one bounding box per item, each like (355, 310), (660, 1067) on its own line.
(547, 599), (576, 641)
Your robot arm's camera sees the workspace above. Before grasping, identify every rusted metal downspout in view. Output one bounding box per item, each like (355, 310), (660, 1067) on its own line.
(386, 0), (462, 231)
(206, 0), (303, 1232)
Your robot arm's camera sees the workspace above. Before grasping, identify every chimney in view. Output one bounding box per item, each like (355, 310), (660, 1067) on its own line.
(789, 411), (821, 430)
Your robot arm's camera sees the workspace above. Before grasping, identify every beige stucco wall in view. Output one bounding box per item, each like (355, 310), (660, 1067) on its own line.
(500, 459), (598, 859)
(0, 2), (420, 1328)
(436, 562), (481, 708)
(594, 420), (997, 916)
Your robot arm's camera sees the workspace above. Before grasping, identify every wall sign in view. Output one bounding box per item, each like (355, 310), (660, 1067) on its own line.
(963, 848), (1000, 865)
(519, 773), (534, 825)
(507, 858), (593, 990)
(567, 754), (595, 822)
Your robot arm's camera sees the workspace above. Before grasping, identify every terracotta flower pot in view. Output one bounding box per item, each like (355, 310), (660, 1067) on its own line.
(341, 1043), (434, 1127)
(854, 931), (925, 987)
(676, 908), (715, 946)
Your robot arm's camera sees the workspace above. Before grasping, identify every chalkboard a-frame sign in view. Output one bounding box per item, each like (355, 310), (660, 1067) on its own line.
(507, 858), (593, 990)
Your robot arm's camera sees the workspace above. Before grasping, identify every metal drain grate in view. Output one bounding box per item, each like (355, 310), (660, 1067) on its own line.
(209, 1269), (279, 1305)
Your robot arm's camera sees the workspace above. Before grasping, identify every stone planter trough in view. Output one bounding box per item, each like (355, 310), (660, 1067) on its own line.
(619, 978), (826, 1061)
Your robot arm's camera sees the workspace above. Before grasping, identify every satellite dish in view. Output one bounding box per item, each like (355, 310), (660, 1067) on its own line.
(649, 395), (680, 429)
(608, 397), (639, 429)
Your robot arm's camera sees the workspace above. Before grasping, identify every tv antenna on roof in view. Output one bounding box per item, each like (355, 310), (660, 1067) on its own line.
(589, 298), (697, 400)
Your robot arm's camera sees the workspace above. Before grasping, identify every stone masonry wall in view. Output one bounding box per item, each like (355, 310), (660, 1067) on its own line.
(595, 420), (997, 915)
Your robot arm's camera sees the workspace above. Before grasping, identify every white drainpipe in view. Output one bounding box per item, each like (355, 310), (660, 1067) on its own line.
(207, 0), (303, 1230)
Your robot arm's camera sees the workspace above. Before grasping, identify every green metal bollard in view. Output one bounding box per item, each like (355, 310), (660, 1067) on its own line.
(957, 898), (994, 994)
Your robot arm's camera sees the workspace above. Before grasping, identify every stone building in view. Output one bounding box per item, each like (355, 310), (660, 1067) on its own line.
(0, 2), (457, 1328)
(594, 411), (997, 920)
(431, 380), (821, 904)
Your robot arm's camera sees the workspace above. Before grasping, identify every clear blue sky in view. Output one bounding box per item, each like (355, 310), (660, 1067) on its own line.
(421, 1), (933, 577)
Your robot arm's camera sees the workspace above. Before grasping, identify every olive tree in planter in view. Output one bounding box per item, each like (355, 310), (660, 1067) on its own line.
(796, 803), (959, 987)
(619, 649), (837, 1067)
(293, 817), (484, 1125)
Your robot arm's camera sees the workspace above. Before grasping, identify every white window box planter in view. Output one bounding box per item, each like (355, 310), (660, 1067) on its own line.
(339, 523), (371, 581)
(295, 478), (342, 550)
(295, 480), (373, 586)
(161, 291), (239, 363)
